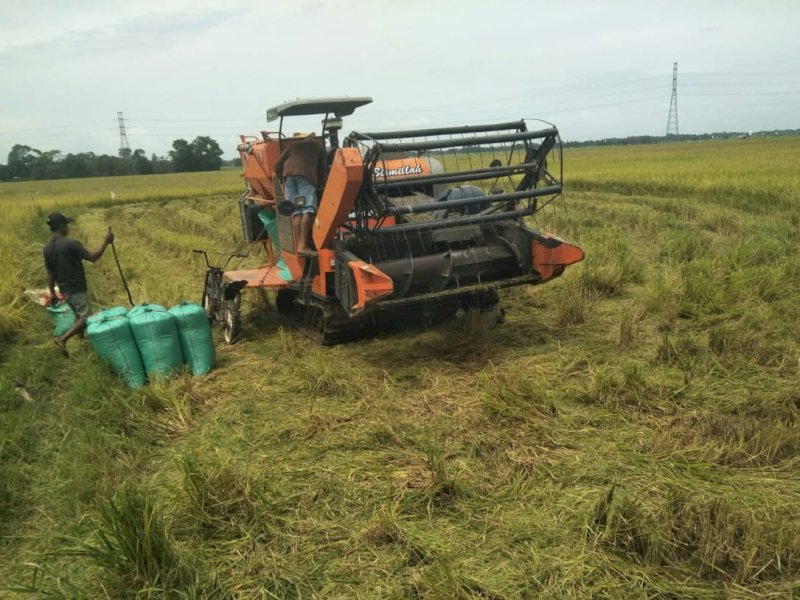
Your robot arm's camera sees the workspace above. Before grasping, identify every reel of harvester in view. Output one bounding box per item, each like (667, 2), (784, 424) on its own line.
(332, 120), (579, 316)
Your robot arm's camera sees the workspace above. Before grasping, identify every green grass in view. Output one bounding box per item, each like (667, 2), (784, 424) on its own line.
(1, 137), (800, 598)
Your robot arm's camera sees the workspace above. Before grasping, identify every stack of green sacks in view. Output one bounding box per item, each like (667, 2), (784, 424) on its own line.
(169, 301), (216, 375)
(86, 308), (147, 388)
(86, 302), (216, 386)
(128, 304), (184, 379)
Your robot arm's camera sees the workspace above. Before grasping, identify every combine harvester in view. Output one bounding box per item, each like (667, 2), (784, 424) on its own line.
(200, 97), (583, 343)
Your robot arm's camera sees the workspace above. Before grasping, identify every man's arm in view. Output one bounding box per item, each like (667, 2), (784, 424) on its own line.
(43, 249), (56, 303)
(82, 231), (115, 263)
(47, 271), (57, 304)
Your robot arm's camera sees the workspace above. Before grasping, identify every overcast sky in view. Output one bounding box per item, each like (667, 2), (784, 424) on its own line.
(1, 0), (798, 160)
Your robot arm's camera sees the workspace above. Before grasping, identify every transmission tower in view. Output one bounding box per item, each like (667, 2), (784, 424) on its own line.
(117, 111), (131, 157)
(666, 62), (679, 136)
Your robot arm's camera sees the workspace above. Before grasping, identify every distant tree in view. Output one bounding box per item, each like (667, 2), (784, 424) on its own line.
(0, 141), (186, 181)
(132, 149), (153, 175)
(169, 139), (195, 172)
(168, 136), (224, 172)
(118, 147), (132, 160)
(7, 144), (41, 179)
(31, 150), (62, 179)
(61, 152), (97, 178)
(190, 136), (224, 171)
(151, 153), (172, 174)
(96, 154), (122, 177)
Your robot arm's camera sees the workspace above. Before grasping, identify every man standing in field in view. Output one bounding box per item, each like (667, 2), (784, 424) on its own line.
(274, 132), (327, 257)
(43, 212), (114, 356)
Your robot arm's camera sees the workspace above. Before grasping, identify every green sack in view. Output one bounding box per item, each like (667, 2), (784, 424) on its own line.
(47, 302), (75, 337)
(257, 208), (281, 255)
(87, 315), (146, 388)
(88, 306), (128, 326)
(169, 302), (216, 376)
(128, 303), (167, 319)
(257, 209), (293, 281)
(129, 307), (184, 379)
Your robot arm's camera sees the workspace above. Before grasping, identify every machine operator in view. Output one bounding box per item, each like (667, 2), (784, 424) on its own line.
(274, 132), (327, 257)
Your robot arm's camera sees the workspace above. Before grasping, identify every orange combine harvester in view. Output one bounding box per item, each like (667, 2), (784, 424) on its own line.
(199, 97), (583, 343)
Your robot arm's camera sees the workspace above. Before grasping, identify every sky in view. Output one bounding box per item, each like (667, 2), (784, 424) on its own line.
(1, 0), (798, 160)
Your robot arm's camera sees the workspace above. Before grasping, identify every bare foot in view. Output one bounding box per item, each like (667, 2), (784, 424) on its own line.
(53, 337), (69, 357)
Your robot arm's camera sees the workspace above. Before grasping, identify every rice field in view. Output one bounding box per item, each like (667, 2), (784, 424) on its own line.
(1, 136), (799, 598)
(0, 169), (243, 207)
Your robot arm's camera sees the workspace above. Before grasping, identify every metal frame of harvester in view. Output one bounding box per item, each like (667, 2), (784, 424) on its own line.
(200, 97), (584, 344)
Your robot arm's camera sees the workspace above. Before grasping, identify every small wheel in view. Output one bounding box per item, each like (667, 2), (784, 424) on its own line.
(222, 297), (241, 344)
(202, 271), (222, 323)
(203, 291), (215, 322)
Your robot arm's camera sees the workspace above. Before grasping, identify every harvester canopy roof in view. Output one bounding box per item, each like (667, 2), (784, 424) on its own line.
(267, 97), (373, 122)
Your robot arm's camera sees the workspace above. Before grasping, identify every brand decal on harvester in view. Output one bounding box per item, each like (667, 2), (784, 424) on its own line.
(374, 163), (424, 178)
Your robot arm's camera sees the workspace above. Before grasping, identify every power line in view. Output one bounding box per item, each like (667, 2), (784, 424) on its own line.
(681, 81), (800, 87)
(128, 117), (260, 123)
(0, 121), (113, 136)
(114, 76), (676, 125)
(0, 129), (118, 143)
(533, 94), (668, 116)
(75, 72), (798, 130)
(682, 91), (800, 97)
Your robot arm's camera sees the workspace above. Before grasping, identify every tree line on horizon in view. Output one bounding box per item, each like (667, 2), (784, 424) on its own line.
(0, 136), (235, 182)
(561, 128), (800, 148)
(3, 128), (797, 182)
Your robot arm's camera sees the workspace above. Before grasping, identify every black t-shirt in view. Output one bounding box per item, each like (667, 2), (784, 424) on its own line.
(43, 236), (91, 294)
